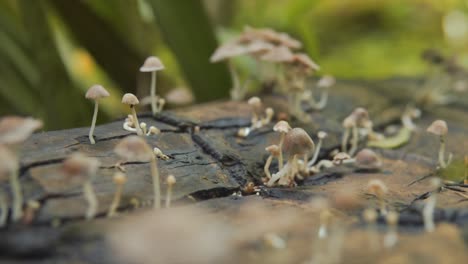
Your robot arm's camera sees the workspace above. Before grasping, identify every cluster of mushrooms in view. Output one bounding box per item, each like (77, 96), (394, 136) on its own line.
(211, 26), (335, 121)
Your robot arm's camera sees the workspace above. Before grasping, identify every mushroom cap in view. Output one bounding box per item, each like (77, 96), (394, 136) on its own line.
(242, 26), (302, 49)
(317, 75), (336, 88)
(247, 96), (262, 107)
(165, 88), (194, 106)
(332, 152), (351, 164)
(0, 116), (43, 145)
(351, 107), (369, 124)
(113, 172), (127, 185)
(289, 53), (320, 72)
(283, 128), (315, 156)
(426, 120), (448, 136)
(61, 152), (101, 181)
(317, 131), (328, 139)
(355, 149), (382, 169)
(210, 43), (247, 62)
(260, 46), (294, 63)
(140, 56), (165, 72)
(167, 175), (176, 185)
(273, 120), (292, 133)
(85, 84), (110, 100)
(245, 40), (275, 56)
(265, 145), (280, 156)
(363, 208), (378, 223)
(0, 144), (18, 181)
(342, 116), (356, 128)
(114, 136), (153, 162)
(367, 179), (388, 196)
(122, 93), (140, 105)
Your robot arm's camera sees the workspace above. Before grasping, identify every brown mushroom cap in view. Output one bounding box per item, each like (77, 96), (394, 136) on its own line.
(210, 43), (247, 63)
(332, 152), (351, 164)
(342, 116), (356, 129)
(426, 120), (448, 136)
(260, 46), (294, 63)
(140, 56), (165, 72)
(113, 172), (127, 185)
(167, 175), (176, 185)
(367, 179), (388, 195)
(242, 26), (302, 49)
(122, 93), (140, 106)
(355, 149), (382, 169)
(61, 153), (100, 182)
(0, 144), (18, 181)
(273, 120), (292, 133)
(114, 136), (153, 162)
(0, 116), (43, 145)
(283, 128), (315, 156)
(265, 145), (280, 156)
(245, 40), (275, 56)
(85, 84), (110, 100)
(290, 53), (320, 72)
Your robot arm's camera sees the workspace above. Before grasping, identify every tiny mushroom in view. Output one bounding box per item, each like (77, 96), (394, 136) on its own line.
(354, 149), (383, 170)
(332, 152), (352, 165)
(308, 131), (328, 166)
(273, 120), (292, 169)
(85, 84), (110, 144)
(248, 96), (263, 126)
(107, 172), (127, 218)
(115, 136), (161, 209)
(0, 145), (21, 222)
(341, 115), (356, 153)
(264, 145), (280, 179)
(313, 75), (335, 110)
(0, 116), (43, 146)
(165, 175), (176, 208)
(153, 147), (170, 161)
(61, 153), (101, 220)
(268, 128), (314, 186)
(426, 120), (452, 169)
(140, 56), (165, 116)
(122, 93), (143, 136)
(367, 179), (389, 215)
(165, 88), (194, 107)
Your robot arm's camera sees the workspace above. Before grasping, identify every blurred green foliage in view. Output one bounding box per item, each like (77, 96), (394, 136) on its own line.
(1, 0), (468, 129)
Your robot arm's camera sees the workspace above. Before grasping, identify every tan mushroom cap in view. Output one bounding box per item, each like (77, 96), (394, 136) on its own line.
(355, 149), (382, 169)
(122, 93), (140, 106)
(0, 144), (18, 181)
(85, 84), (110, 100)
(0, 116), (43, 145)
(367, 179), (388, 195)
(342, 116), (356, 128)
(210, 43), (247, 63)
(283, 128), (315, 156)
(273, 120), (292, 133)
(61, 152), (100, 181)
(140, 56), (165, 72)
(265, 145), (280, 156)
(245, 40), (275, 56)
(113, 172), (127, 185)
(167, 175), (176, 185)
(260, 46), (294, 63)
(290, 53), (320, 72)
(426, 120), (448, 136)
(351, 107), (369, 123)
(332, 152), (351, 164)
(242, 26), (302, 49)
(165, 88), (194, 106)
(317, 131), (328, 139)
(317, 75), (336, 88)
(114, 136), (153, 162)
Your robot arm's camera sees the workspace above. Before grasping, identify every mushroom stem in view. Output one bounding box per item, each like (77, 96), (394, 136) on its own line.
(264, 155), (273, 179)
(228, 62), (243, 101)
(88, 101), (99, 144)
(123, 121), (137, 132)
(107, 183), (124, 218)
(150, 71), (157, 116)
(341, 128), (350, 153)
(267, 160), (291, 186)
(278, 133), (285, 170)
(423, 193), (437, 232)
(0, 193), (6, 227)
(165, 184), (173, 208)
(83, 180), (98, 220)
(150, 155), (161, 209)
(308, 137), (323, 167)
(438, 135), (453, 168)
(318, 209), (332, 239)
(349, 125), (359, 156)
(314, 89), (329, 110)
(9, 169), (23, 221)
(130, 106), (143, 136)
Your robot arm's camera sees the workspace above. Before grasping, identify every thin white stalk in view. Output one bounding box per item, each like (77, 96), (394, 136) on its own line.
(423, 194), (437, 232)
(341, 128), (350, 152)
(438, 136), (447, 168)
(308, 138), (323, 167)
(107, 184), (123, 217)
(165, 185), (173, 208)
(131, 107), (143, 136)
(10, 170), (22, 221)
(228, 62), (242, 101)
(264, 155), (273, 179)
(315, 89), (329, 110)
(150, 156), (161, 209)
(83, 180), (98, 220)
(268, 160), (291, 187)
(150, 71), (157, 116)
(89, 101), (99, 144)
(278, 133), (285, 170)
(349, 125), (359, 156)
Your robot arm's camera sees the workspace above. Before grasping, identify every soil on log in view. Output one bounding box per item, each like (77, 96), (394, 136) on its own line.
(1, 77), (468, 263)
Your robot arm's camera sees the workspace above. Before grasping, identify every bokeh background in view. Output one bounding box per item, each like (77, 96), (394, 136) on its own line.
(1, 0), (468, 129)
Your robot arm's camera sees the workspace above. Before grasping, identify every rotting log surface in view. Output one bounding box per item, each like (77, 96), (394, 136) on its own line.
(1, 78), (468, 263)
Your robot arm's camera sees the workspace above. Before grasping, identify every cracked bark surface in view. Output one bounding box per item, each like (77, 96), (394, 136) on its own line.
(1, 78), (468, 263)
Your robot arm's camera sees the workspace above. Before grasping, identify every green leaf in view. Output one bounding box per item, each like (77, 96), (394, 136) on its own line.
(148, 0), (231, 101)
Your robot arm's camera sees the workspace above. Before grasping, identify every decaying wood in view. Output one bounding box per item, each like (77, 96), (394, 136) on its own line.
(1, 78), (468, 263)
